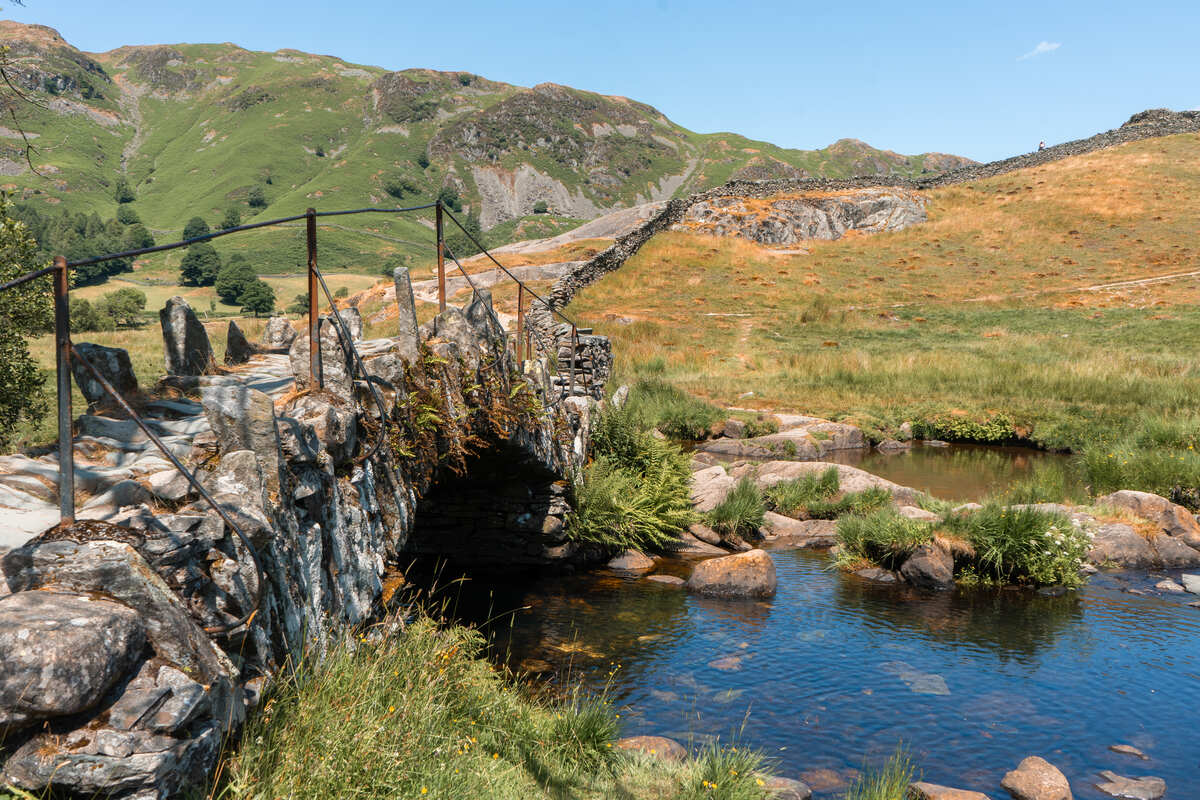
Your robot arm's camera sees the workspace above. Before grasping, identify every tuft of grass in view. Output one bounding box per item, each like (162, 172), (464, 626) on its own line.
(998, 459), (1086, 506)
(765, 467), (840, 515)
(942, 504), (1089, 587)
(1081, 443), (1200, 506)
(841, 745), (917, 800)
(620, 378), (724, 442)
(836, 511), (934, 570)
(707, 477), (766, 538)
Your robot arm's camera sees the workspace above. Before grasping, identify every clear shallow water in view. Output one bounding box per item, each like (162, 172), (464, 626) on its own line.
(458, 551), (1200, 798)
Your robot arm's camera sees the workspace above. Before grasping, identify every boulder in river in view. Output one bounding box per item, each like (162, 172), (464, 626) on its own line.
(900, 542), (955, 589)
(1094, 771), (1165, 800)
(907, 782), (990, 800)
(760, 513), (837, 548)
(686, 549), (776, 598)
(1001, 755), (1073, 800)
(1181, 573), (1200, 594)
(614, 735), (687, 762)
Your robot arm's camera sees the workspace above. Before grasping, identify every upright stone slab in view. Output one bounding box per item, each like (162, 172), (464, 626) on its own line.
(200, 384), (283, 495)
(70, 342), (138, 408)
(261, 315), (297, 352)
(464, 288), (505, 347)
(224, 320), (255, 365)
(392, 266), (420, 363)
(159, 296), (214, 376)
(288, 322), (353, 395)
(331, 306), (363, 341)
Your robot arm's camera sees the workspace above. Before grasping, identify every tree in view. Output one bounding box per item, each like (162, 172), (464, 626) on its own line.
(384, 175), (419, 200)
(0, 196), (53, 448)
(124, 224), (155, 250)
(214, 254), (255, 303)
(286, 293), (308, 315)
(219, 207), (241, 230)
(182, 216), (211, 241)
(437, 187), (462, 212)
(179, 242), (221, 286)
(69, 297), (105, 332)
(416, 152), (430, 170)
(116, 205), (140, 225)
(114, 177), (135, 204)
(532, 200), (549, 214)
(247, 186), (267, 208)
(238, 278), (275, 316)
(100, 287), (147, 327)
(334, 286), (349, 299)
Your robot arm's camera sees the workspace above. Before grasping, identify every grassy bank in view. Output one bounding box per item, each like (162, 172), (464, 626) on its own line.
(204, 615), (773, 800)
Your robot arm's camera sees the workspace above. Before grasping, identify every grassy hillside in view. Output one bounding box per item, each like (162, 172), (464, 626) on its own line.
(564, 132), (1200, 451)
(0, 19), (972, 274)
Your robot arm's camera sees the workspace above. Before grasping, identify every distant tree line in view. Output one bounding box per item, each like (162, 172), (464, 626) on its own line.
(11, 203), (153, 285)
(70, 287), (147, 331)
(177, 216), (275, 315)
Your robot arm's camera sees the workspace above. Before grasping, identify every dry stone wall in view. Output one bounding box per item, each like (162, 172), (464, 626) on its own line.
(548, 109), (1200, 310)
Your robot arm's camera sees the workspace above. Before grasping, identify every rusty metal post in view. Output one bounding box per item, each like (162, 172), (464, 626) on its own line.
(53, 255), (74, 524)
(570, 324), (579, 397)
(435, 202), (446, 312)
(306, 208), (320, 387)
(516, 283), (525, 361)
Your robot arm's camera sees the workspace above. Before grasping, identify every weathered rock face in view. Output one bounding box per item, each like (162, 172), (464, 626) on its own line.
(907, 782), (990, 800)
(0, 591), (145, 732)
(159, 296), (214, 376)
(261, 315), (297, 352)
(675, 188), (927, 245)
(760, 513), (837, 548)
(71, 343), (138, 408)
(690, 465), (736, 512)
(686, 549), (777, 598)
(1097, 490), (1200, 549)
(1001, 755), (1073, 800)
(698, 416), (867, 461)
(224, 320), (255, 365)
(289, 322), (353, 395)
(200, 385), (283, 495)
(900, 542), (955, 589)
(331, 306), (363, 341)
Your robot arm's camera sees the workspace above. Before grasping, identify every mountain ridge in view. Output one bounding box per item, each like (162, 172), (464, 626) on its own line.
(0, 19), (975, 241)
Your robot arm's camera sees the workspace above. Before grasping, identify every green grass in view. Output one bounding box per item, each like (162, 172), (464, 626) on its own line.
(706, 477), (766, 538)
(835, 511), (935, 571)
(840, 746), (917, 800)
(617, 377), (724, 442)
(206, 613), (775, 800)
(942, 505), (1089, 587)
(764, 467), (841, 516)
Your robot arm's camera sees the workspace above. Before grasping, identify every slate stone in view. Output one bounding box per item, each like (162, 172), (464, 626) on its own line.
(1094, 771), (1165, 800)
(159, 296), (214, 376)
(223, 320), (256, 365)
(0, 591), (145, 731)
(200, 384), (282, 494)
(71, 342), (138, 408)
(260, 315), (297, 352)
(392, 266), (421, 363)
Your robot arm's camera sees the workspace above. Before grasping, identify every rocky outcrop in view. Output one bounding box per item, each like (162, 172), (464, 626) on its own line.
(675, 188), (926, 245)
(685, 549), (777, 598)
(159, 296), (214, 377)
(697, 416), (866, 461)
(1097, 490), (1200, 549)
(72, 342), (139, 407)
(731, 460), (926, 506)
(261, 316), (297, 352)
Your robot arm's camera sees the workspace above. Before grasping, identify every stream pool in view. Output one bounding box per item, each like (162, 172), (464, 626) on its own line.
(454, 548), (1200, 798)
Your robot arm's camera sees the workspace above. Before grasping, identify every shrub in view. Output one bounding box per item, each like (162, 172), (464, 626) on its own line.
(384, 175), (420, 200)
(334, 286), (349, 299)
(182, 216), (211, 241)
(123, 223), (155, 250)
(532, 200), (549, 214)
(765, 467), (840, 516)
(100, 287), (147, 327)
(437, 186), (463, 212)
(444, 211), (485, 259)
(219, 207), (241, 230)
(179, 242), (221, 286)
(914, 412), (1015, 443)
(0, 198), (53, 448)
(286, 293), (308, 315)
(113, 177), (135, 204)
(70, 297), (107, 332)
(247, 185), (268, 208)
(416, 152), (430, 169)
(836, 510), (934, 570)
(116, 205), (140, 225)
(942, 505), (1088, 587)
(457, 72), (473, 86)
(707, 477), (766, 538)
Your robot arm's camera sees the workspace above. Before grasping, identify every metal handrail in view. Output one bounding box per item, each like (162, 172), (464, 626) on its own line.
(0, 196), (600, 633)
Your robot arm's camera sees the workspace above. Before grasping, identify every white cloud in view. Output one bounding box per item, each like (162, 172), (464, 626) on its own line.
(1018, 41), (1062, 60)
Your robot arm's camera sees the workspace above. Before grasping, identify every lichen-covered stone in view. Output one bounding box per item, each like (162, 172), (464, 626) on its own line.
(261, 315), (297, 352)
(71, 342), (138, 408)
(159, 296), (214, 376)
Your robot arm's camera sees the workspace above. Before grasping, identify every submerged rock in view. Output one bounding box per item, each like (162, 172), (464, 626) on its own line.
(1108, 744), (1149, 760)
(614, 735), (687, 762)
(1094, 771), (1165, 800)
(1001, 755), (1073, 800)
(607, 550), (655, 574)
(764, 776), (813, 800)
(645, 574), (685, 586)
(907, 782), (991, 800)
(686, 549), (777, 598)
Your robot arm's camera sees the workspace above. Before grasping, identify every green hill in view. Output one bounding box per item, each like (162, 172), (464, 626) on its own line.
(1, 19), (974, 279)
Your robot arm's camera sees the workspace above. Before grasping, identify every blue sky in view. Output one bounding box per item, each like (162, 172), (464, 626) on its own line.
(4, 0), (1197, 161)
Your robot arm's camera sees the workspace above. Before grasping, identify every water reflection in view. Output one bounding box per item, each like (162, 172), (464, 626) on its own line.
(457, 549), (1200, 799)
